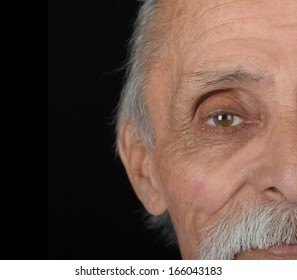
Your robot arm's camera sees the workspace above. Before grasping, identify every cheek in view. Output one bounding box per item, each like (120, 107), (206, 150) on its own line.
(157, 147), (252, 217)
(158, 157), (211, 212)
(189, 180), (207, 196)
(155, 124), (266, 216)
(185, 170), (232, 215)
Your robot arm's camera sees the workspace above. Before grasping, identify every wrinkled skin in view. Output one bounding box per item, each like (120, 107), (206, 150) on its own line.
(119, 0), (297, 259)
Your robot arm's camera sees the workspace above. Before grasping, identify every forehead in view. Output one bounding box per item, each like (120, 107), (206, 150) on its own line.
(152, 0), (297, 90)
(167, 0), (297, 55)
(165, 0), (297, 30)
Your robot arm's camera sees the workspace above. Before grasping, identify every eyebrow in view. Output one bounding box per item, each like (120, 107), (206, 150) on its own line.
(186, 68), (268, 90)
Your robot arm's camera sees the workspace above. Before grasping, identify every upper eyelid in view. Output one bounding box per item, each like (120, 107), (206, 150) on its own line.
(201, 110), (242, 120)
(190, 88), (261, 125)
(196, 89), (231, 108)
(193, 89), (247, 117)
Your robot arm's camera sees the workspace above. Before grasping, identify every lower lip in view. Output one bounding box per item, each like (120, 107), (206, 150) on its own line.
(266, 245), (297, 257)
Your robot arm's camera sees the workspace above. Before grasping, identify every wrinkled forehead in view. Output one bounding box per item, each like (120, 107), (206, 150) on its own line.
(152, 0), (297, 79)
(158, 0), (297, 51)
(162, 0), (297, 30)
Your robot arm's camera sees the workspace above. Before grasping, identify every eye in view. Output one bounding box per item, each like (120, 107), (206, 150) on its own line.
(207, 113), (242, 128)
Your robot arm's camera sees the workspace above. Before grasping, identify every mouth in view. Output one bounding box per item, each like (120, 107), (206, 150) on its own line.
(235, 244), (297, 259)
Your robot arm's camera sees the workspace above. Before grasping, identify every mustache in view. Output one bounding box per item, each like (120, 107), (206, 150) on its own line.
(198, 198), (297, 260)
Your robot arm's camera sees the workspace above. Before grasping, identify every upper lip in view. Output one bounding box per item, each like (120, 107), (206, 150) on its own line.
(266, 244), (297, 257)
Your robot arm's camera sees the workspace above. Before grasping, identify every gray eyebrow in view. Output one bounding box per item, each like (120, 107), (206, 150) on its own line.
(186, 68), (267, 90)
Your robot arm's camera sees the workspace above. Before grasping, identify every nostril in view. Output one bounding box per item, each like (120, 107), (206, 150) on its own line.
(268, 187), (278, 193)
(266, 186), (286, 202)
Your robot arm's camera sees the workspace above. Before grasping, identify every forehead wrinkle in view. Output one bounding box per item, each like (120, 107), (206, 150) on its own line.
(196, 0), (258, 24)
(174, 0), (297, 57)
(194, 0), (295, 24)
(195, 17), (270, 46)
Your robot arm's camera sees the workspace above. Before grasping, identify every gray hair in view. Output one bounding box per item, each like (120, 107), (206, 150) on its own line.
(116, 0), (158, 149)
(198, 198), (297, 259)
(115, 0), (177, 244)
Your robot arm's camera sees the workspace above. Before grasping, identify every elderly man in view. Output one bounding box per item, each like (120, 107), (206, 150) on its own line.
(116, 0), (297, 259)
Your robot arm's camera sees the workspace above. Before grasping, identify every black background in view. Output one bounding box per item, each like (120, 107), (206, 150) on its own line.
(48, 0), (181, 259)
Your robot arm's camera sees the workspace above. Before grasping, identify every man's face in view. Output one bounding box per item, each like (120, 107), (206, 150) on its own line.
(120, 0), (297, 259)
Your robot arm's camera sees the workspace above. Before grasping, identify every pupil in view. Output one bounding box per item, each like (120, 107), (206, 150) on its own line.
(215, 114), (234, 127)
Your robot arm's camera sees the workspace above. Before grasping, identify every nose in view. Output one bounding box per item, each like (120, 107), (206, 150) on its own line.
(251, 120), (297, 204)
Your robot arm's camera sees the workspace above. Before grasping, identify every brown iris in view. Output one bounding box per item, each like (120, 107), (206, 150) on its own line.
(205, 109), (243, 128)
(214, 114), (234, 127)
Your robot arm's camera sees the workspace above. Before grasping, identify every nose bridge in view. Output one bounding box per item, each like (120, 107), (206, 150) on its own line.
(266, 114), (297, 202)
(252, 57), (297, 202)
(272, 114), (297, 162)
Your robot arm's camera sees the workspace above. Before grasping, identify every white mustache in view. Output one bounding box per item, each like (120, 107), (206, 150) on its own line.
(198, 198), (297, 259)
